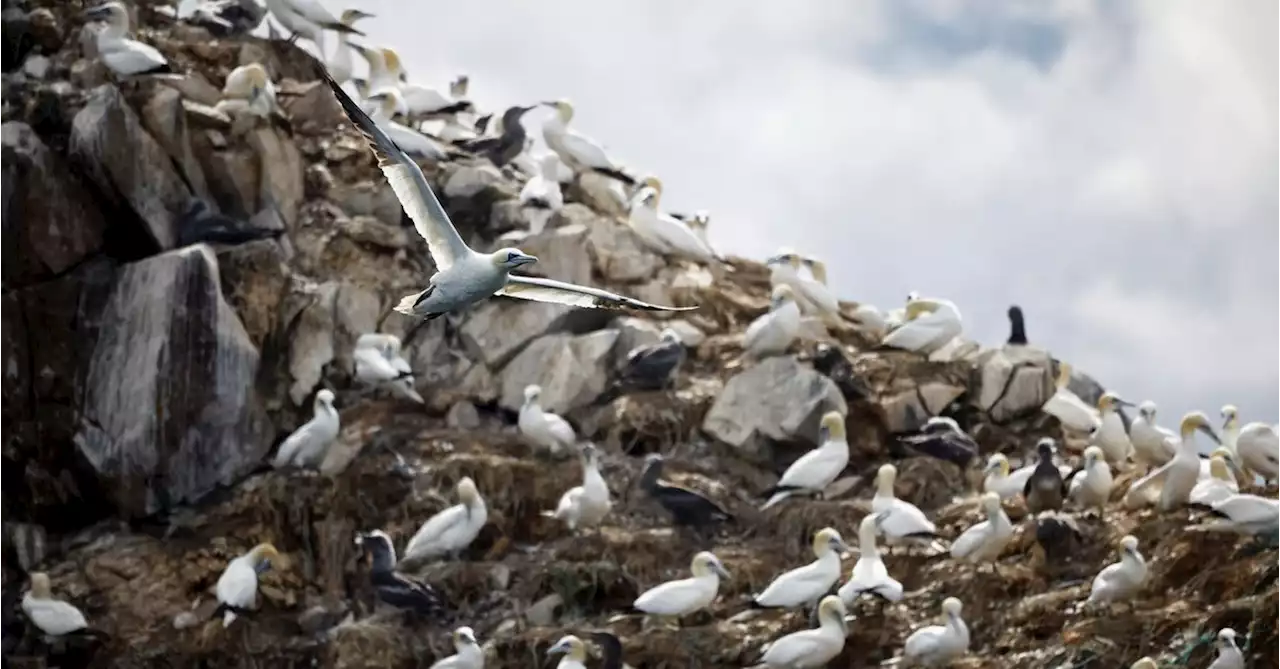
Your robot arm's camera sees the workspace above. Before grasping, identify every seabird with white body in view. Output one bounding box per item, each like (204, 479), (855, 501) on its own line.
(379, 48), (474, 119)
(351, 45), (407, 114)
(272, 389), (339, 470)
(1207, 627), (1245, 669)
(950, 492), (1014, 567)
(263, 0), (361, 54)
(752, 528), (849, 609)
(899, 597), (969, 667)
(1130, 401), (1177, 470)
(1124, 412), (1220, 511)
(321, 75), (694, 321)
(754, 596), (849, 669)
(627, 178), (718, 262)
(83, 3), (177, 77)
(878, 297), (963, 356)
(633, 551), (729, 621)
(401, 477), (487, 564)
(518, 384), (576, 455)
(763, 250), (840, 320)
(872, 464), (944, 551)
(353, 333), (423, 403)
(324, 9), (373, 85)
(1041, 362), (1100, 432)
(215, 62), (288, 123)
(363, 89), (453, 162)
(1085, 535), (1146, 606)
(546, 635), (589, 669)
(760, 412), (849, 511)
(428, 626), (483, 669)
(742, 285), (801, 360)
(214, 543), (278, 626)
(1067, 446), (1113, 511)
(21, 573), (90, 637)
(1222, 405), (1279, 482)
(540, 99), (636, 186)
(837, 513), (904, 604)
(1189, 450), (1240, 506)
(542, 444), (612, 532)
(518, 154), (565, 234)
(1092, 392), (1135, 465)
(1188, 493), (1280, 536)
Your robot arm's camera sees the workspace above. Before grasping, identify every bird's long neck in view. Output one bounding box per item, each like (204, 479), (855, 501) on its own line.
(639, 462), (662, 491)
(1223, 420), (1240, 450)
(1007, 313), (1027, 345)
(857, 524), (880, 558)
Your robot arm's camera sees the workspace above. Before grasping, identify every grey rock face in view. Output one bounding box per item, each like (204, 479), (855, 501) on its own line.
(972, 345), (1056, 423)
(499, 330), (620, 414)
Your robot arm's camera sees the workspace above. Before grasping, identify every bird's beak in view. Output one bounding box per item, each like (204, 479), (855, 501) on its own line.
(1114, 397), (1136, 408)
(831, 537), (850, 555)
(539, 100), (558, 107)
(81, 6), (108, 19)
(515, 253), (538, 267)
(873, 511), (891, 527)
(1221, 415), (1233, 431)
(764, 254), (787, 265)
(712, 562), (731, 580)
(255, 559), (273, 575)
(546, 641), (568, 657)
(1197, 424), (1221, 444)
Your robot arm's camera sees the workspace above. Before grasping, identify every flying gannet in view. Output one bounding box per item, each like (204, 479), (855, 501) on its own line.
(1067, 446), (1113, 512)
(1222, 404), (1279, 482)
(353, 530), (449, 616)
(324, 9), (373, 85)
(753, 596), (849, 669)
(263, 0), (361, 55)
(626, 177), (718, 262)
(752, 527), (849, 610)
(639, 453), (732, 533)
(1207, 628), (1245, 669)
(540, 99), (637, 186)
(214, 543), (278, 626)
(900, 597), (969, 667)
(518, 384), (577, 455)
(542, 444), (612, 532)
(321, 74), (695, 321)
(897, 416), (978, 469)
(1085, 535), (1146, 607)
(877, 296), (962, 356)
(353, 333), (423, 403)
(949, 492), (1014, 569)
(1124, 412), (1220, 511)
(401, 477), (487, 564)
(1130, 400), (1177, 471)
(1023, 438), (1068, 514)
(742, 285), (801, 360)
(1041, 362), (1099, 432)
(83, 3), (178, 78)
(837, 512), (904, 604)
(633, 551), (730, 625)
(21, 573), (91, 637)
(760, 412), (849, 511)
(872, 464), (944, 551)
(546, 635), (589, 669)
(1092, 392), (1135, 466)
(272, 389), (339, 470)
(518, 154), (565, 234)
(428, 626), (483, 669)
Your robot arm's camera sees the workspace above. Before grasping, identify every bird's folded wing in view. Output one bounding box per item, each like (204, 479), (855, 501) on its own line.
(500, 274), (697, 312)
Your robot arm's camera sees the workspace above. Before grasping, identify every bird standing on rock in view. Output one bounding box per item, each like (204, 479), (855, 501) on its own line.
(83, 2), (179, 78)
(612, 329), (688, 394)
(272, 389), (339, 470)
(21, 573), (94, 638)
(354, 530), (450, 618)
(400, 477), (487, 565)
(518, 384), (577, 455)
(760, 411), (849, 510)
(1006, 305), (1028, 345)
(428, 626), (483, 669)
(1022, 438), (1067, 513)
(751, 527), (849, 611)
(638, 453), (732, 533)
(542, 444), (612, 533)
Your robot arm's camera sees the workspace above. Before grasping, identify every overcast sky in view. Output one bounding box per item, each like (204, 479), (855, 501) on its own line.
(319, 0), (1277, 426)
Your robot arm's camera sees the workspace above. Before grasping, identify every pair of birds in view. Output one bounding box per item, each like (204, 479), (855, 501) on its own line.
(625, 177), (719, 264)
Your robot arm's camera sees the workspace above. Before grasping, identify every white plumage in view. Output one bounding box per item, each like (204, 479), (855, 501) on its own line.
(429, 626), (484, 669)
(949, 492), (1013, 565)
(84, 3), (173, 77)
(542, 444), (611, 531)
(1085, 535), (1146, 606)
(541, 99), (630, 179)
(21, 573), (89, 637)
(1068, 446), (1113, 511)
(1130, 401), (1176, 470)
(755, 596), (849, 669)
(760, 412), (849, 510)
(215, 543), (277, 627)
(633, 551), (729, 616)
(1189, 452), (1239, 506)
(264, 0), (351, 55)
(353, 333), (423, 403)
(1187, 493), (1280, 536)
(365, 89), (451, 161)
(324, 9), (371, 85)
(353, 46), (408, 114)
(1223, 405), (1280, 482)
(764, 250), (840, 320)
(1041, 362), (1100, 432)
(518, 154), (565, 234)
(900, 597), (969, 667)
(626, 178), (717, 262)
(402, 477), (487, 564)
(753, 528), (848, 609)
(272, 389), (339, 469)
(872, 464), (942, 550)
(1207, 628), (1245, 669)
(216, 62), (284, 121)
(1124, 412), (1218, 511)
(518, 384), (576, 454)
(837, 513), (904, 604)
(546, 635), (589, 669)
(878, 297), (963, 356)
(984, 452), (1072, 500)
(742, 285), (802, 360)
(1092, 393), (1134, 465)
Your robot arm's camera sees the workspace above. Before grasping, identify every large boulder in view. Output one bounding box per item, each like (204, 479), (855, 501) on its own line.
(499, 330), (620, 413)
(852, 351), (968, 434)
(971, 345), (1056, 423)
(458, 299), (571, 368)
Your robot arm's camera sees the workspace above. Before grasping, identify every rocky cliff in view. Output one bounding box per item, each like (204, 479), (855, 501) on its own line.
(2, 2), (1276, 668)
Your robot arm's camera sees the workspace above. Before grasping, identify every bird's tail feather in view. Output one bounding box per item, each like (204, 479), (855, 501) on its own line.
(591, 166), (637, 186)
(759, 490), (793, 511)
(394, 291), (426, 316)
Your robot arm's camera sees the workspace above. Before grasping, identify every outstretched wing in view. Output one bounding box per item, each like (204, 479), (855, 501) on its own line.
(499, 274), (697, 313)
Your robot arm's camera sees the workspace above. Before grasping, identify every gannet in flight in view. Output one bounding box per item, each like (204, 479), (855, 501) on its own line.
(322, 74), (694, 321)
(83, 2), (178, 78)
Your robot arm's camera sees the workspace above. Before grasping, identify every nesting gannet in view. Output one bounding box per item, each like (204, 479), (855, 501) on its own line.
(627, 178), (718, 262)
(82, 3), (176, 78)
(1092, 392), (1135, 465)
(21, 573), (90, 637)
(1085, 535), (1147, 607)
(1207, 628), (1245, 669)
(322, 75), (694, 321)
(763, 250), (839, 320)
(518, 384), (576, 454)
(1189, 493), (1280, 536)
(1124, 412), (1219, 511)
(837, 513), (904, 604)
(362, 89), (454, 162)
(542, 444), (612, 532)
(272, 389), (339, 469)
(897, 417), (978, 469)
(752, 528), (849, 610)
(614, 329), (687, 392)
(1222, 405), (1279, 482)
(215, 62), (290, 127)
(540, 99), (637, 186)
(176, 198), (282, 246)
(354, 530), (449, 616)
(263, 0), (361, 55)
(351, 45), (407, 114)
(518, 154), (564, 234)
(1067, 446), (1112, 512)
(428, 626), (483, 669)
(353, 333), (423, 403)
(324, 9), (373, 85)
(1023, 438), (1068, 514)
(900, 597), (969, 667)
(671, 210), (714, 252)
(1189, 450), (1240, 506)
(742, 285), (802, 360)
(1041, 362), (1100, 432)
(1006, 305), (1028, 345)
(401, 477), (487, 564)
(639, 453), (732, 531)
(950, 492), (1014, 567)
(214, 543), (278, 626)
(379, 48), (474, 119)
(633, 551), (729, 623)
(878, 297), (963, 356)
(754, 596), (848, 669)
(547, 635), (589, 669)
(881, 291), (922, 332)
(760, 412), (849, 511)
(459, 105), (536, 168)
(872, 464), (944, 551)
(1130, 401), (1177, 470)
(796, 257), (842, 316)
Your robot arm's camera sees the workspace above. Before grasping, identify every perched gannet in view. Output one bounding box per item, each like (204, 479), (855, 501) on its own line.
(1006, 305), (1028, 345)
(460, 105), (536, 169)
(82, 3), (176, 78)
(1067, 446), (1113, 511)
(353, 333), (423, 403)
(1189, 450), (1240, 506)
(1125, 412), (1220, 511)
(752, 528), (849, 609)
(351, 45), (407, 114)
(542, 444), (612, 532)
(1041, 362), (1100, 432)
(754, 596), (849, 669)
(626, 177), (718, 262)
(214, 543), (278, 626)
(540, 99), (636, 185)
(671, 210), (714, 251)
(1085, 535), (1146, 606)
(950, 492), (1014, 567)
(428, 626), (483, 669)
(1023, 438), (1068, 513)
(897, 417), (978, 469)
(639, 453), (732, 531)
(1207, 628), (1245, 669)
(872, 464), (944, 551)
(796, 256), (843, 317)
(518, 154), (564, 234)
(263, 0), (361, 54)
(546, 635), (589, 669)
(215, 62), (289, 126)
(1222, 405), (1280, 482)
(1130, 400), (1177, 470)
(878, 297), (963, 356)
(363, 89), (453, 162)
(633, 551), (729, 623)
(900, 597), (969, 667)
(401, 477), (487, 564)
(760, 412), (849, 511)
(324, 9), (373, 85)
(354, 530), (449, 616)
(1188, 493), (1280, 536)
(519, 384), (576, 455)
(272, 389), (339, 469)
(742, 285), (801, 360)
(613, 329), (687, 392)
(21, 573), (90, 637)
(1130, 658), (1158, 669)
(321, 76), (694, 320)
(1092, 392), (1135, 465)
(763, 250), (839, 320)
(838, 513), (903, 604)
(882, 291), (922, 332)
(380, 48), (474, 118)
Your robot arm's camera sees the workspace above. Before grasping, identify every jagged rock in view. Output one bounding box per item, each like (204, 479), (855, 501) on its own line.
(853, 351), (969, 434)
(74, 245), (271, 516)
(2, 522), (48, 572)
(572, 172), (628, 217)
(329, 180), (403, 229)
(488, 199), (526, 238)
(446, 401), (481, 429)
(404, 319), (497, 410)
(141, 87), (212, 206)
(499, 330), (620, 413)
(216, 239), (289, 348)
(577, 204), (664, 282)
(1065, 365), (1106, 408)
(459, 300), (571, 368)
(972, 345), (1055, 423)
(246, 126), (304, 229)
(193, 130), (256, 218)
(70, 84), (191, 251)
(279, 80), (345, 131)
(512, 222), (592, 287)
(442, 163), (506, 199)
(287, 281), (339, 406)
(336, 214), (409, 251)
(702, 355), (848, 462)
(167, 72), (222, 106)
(331, 281), (381, 373)
(667, 319), (707, 347)
(2, 122), (106, 289)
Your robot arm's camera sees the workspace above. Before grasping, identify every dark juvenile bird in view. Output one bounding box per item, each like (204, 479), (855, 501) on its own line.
(639, 453), (732, 531)
(601, 329), (687, 404)
(458, 105), (535, 167)
(1006, 305), (1028, 345)
(1033, 510), (1083, 564)
(353, 530), (449, 619)
(1023, 438), (1068, 513)
(897, 416), (978, 469)
(810, 342), (868, 401)
(176, 198), (283, 247)
(588, 630), (624, 669)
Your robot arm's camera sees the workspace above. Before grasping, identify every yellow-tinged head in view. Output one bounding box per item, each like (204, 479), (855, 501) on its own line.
(980, 491), (1002, 513)
(547, 634), (587, 661)
(817, 595), (849, 634)
(248, 542), (280, 567)
(1118, 534), (1140, 556)
(770, 284), (795, 305)
(1054, 362), (1073, 390)
(1129, 658), (1158, 669)
(690, 551), (730, 579)
(984, 453), (1011, 478)
(876, 463), (898, 491)
(640, 175), (664, 195)
(340, 8), (374, 25)
(27, 572), (53, 599)
(820, 411), (846, 441)
(541, 99), (575, 123)
(1208, 454), (1230, 482)
(941, 597), (963, 617)
(1083, 446), (1104, 466)
(380, 47), (403, 74)
(904, 299), (937, 322)
(1179, 411), (1219, 444)
(457, 476), (479, 503)
(1220, 404), (1239, 430)
(812, 527), (849, 557)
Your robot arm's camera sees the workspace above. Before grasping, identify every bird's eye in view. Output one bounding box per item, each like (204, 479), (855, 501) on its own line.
(506, 252), (518, 261)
